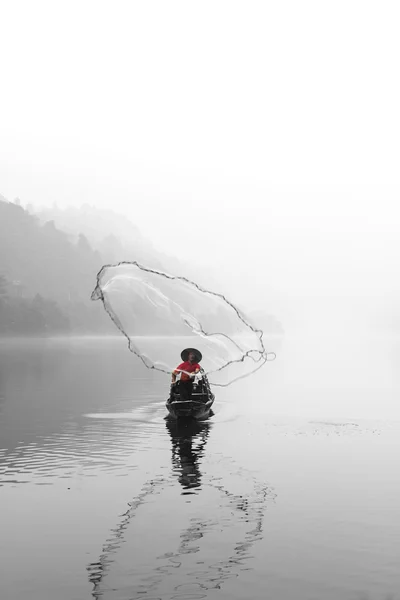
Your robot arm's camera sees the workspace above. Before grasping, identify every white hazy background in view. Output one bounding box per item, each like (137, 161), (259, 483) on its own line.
(1, 0), (399, 331)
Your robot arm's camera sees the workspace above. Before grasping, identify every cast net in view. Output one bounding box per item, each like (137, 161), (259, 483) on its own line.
(91, 262), (275, 386)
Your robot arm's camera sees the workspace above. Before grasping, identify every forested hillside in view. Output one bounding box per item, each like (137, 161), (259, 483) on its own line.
(0, 198), (110, 334)
(0, 197), (284, 336)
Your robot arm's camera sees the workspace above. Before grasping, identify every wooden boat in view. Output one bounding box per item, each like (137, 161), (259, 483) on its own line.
(166, 368), (215, 420)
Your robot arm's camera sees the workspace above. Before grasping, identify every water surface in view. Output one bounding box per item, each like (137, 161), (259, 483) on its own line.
(1, 335), (400, 600)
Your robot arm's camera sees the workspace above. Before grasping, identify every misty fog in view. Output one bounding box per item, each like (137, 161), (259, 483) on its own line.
(2, 4), (400, 600)
(1, 2), (399, 339)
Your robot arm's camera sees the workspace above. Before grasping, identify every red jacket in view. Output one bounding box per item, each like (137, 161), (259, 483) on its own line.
(174, 361), (200, 382)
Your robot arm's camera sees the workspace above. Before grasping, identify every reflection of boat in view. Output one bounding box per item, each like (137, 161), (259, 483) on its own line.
(165, 417), (212, 492)
(166, 368), (215, 420)
(88, 415), (271, 597)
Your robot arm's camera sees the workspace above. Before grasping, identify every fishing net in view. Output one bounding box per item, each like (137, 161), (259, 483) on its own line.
(91, 262), (275, 386)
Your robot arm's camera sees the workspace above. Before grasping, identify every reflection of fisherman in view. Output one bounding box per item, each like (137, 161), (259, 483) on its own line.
(171, 348), (202, 401)
(166, 418), (211, 491)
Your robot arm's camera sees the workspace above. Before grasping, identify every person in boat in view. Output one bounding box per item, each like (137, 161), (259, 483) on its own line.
(171, 348), (202, 401)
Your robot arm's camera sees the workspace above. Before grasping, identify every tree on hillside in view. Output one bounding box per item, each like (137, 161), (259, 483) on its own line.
(77, 233), (92, 254)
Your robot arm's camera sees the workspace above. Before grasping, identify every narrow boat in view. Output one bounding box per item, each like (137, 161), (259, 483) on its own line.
(166, 368), (215, 420)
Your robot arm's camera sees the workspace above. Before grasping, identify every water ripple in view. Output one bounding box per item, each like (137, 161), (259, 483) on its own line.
(0, 418), (156, 486)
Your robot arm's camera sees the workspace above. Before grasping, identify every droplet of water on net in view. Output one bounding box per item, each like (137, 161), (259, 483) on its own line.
(91, 262), (275, 386)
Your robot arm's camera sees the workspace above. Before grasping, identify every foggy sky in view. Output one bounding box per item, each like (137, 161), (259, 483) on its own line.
(1, 1), (399, 327)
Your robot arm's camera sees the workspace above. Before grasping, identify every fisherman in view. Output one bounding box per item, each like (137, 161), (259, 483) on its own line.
(171, 348), (202, 401)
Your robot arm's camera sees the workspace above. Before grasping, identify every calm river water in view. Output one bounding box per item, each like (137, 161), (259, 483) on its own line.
(0, 335), (400, 600)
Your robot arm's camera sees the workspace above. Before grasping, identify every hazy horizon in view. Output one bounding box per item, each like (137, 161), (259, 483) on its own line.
(3, 186), (400, 335)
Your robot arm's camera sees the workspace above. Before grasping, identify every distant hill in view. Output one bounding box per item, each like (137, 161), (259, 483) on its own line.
(32, 203), (234, 291)
(0, 198), (112, 335)
(34, 203), (171, 271)
(0, 196), (284, 336)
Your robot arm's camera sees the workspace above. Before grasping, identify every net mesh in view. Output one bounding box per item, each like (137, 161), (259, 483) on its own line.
(91, 262), (275, 386)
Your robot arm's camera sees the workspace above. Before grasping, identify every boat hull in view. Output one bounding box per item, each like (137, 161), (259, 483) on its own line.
(166, 398), (214, 420)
